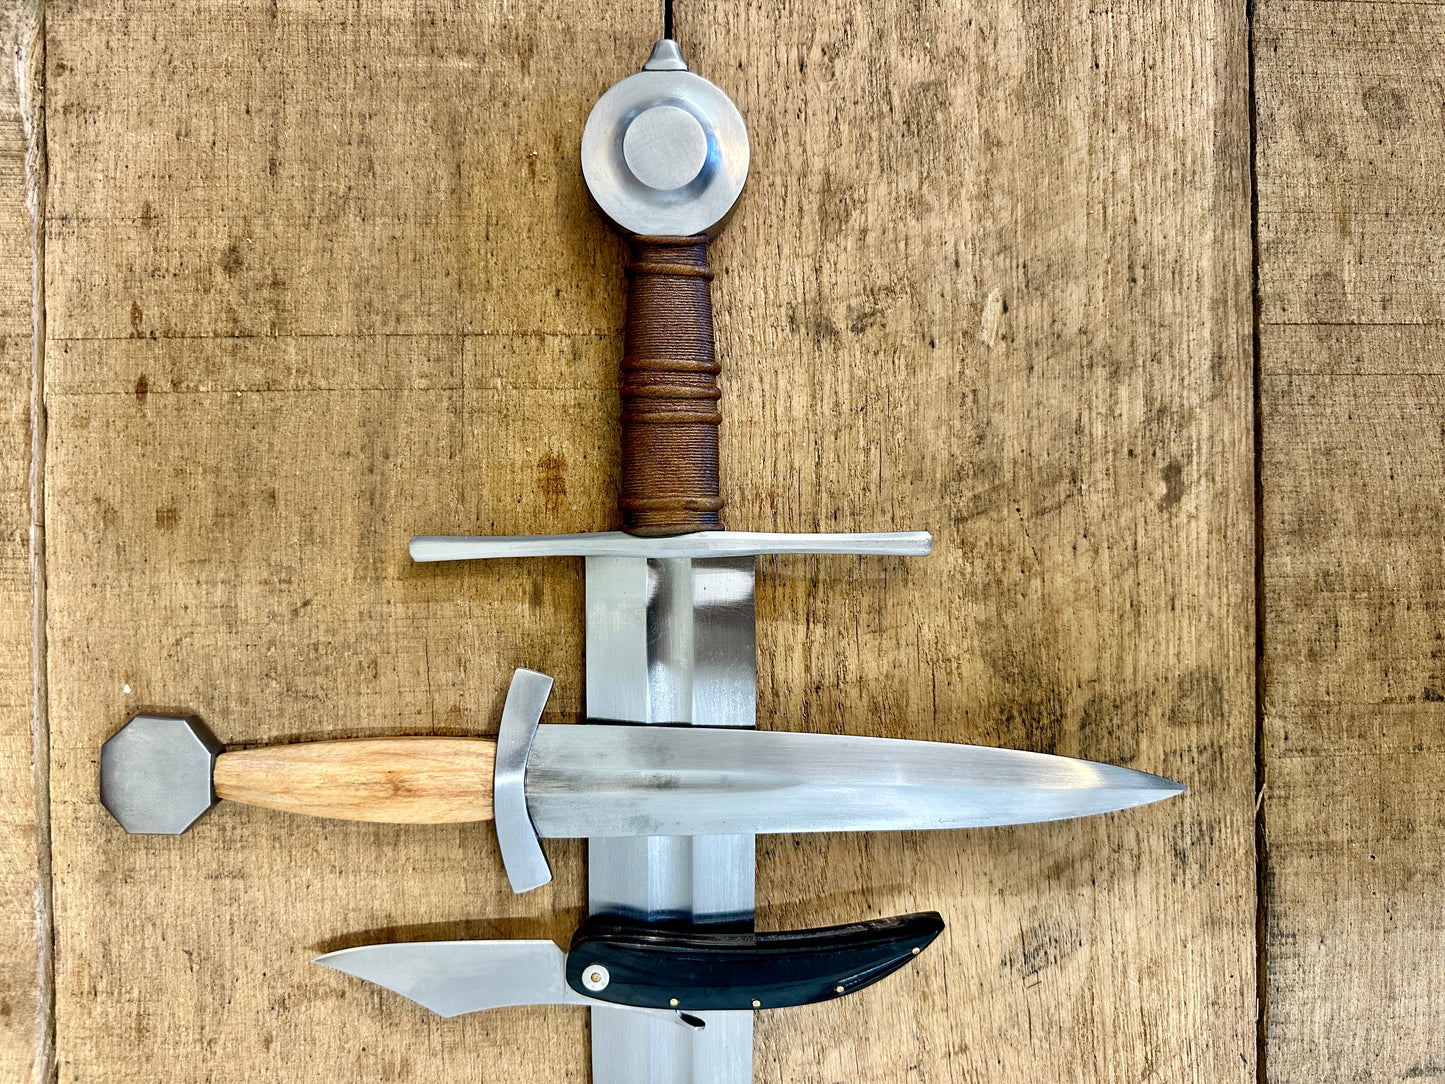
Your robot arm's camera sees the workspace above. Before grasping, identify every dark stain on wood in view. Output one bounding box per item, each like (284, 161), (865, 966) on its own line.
(1362, 85), (1411, 131)
(1169, 668), (1225, 731)
(1078, 691), (1141, 766)
(1160, 459), (1185, 510)
(220, 242), (244, 276)
(537, 453), (567, 516)
(1001, 917), (1082, 979)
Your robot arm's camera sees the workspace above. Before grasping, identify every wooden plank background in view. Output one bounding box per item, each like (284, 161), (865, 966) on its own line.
(0, 1), (42, 1080)
(681, 4), (1255, 1082)
(13, 0), (1444, 1080)
(1257, 3), (1445, 1082)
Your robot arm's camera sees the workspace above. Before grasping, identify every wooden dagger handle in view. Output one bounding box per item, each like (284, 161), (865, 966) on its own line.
(619, 235), (724, 536)
(213, 737), (496, 824)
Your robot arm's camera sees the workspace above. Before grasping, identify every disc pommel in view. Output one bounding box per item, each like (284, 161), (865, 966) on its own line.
(100, 714), (223, 834)
(580, 39), (748, 239)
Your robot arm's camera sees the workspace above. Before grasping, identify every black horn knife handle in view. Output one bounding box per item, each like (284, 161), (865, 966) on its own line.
(619, 235), (724, 537)
(564, 911), (944, 1011)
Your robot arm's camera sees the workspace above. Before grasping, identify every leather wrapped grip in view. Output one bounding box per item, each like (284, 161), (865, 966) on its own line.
(620, 235), (723, 536)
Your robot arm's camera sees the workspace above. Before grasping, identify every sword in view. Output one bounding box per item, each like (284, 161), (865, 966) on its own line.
(411, 41), (949, 1080)
(99, 38), (1184, 1082)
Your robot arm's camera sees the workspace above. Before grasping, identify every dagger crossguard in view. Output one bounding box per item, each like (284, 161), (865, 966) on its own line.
(490, 669), (555, 892)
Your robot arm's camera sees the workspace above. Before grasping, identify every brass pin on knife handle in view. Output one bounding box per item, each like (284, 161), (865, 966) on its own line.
(620, 235), (724, 536)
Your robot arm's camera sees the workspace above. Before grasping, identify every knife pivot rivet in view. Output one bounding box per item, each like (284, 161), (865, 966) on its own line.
(912, 947), (921, 955)
(834, 985), (845, 995)
(751, 999), (761, 1008)
(582, 965), (610, 992)
(669, 998), (679, 1007)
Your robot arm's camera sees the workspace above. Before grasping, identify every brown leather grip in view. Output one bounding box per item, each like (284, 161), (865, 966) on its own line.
(619, 235), (723, 536)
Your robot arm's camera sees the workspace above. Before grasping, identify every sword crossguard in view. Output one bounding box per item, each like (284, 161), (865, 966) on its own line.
(410, 530), (933, 562)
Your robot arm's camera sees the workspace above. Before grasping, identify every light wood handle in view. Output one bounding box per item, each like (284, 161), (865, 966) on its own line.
(213, 737), (497, 824)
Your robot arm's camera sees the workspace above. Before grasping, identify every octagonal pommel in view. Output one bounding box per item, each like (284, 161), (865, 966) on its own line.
(100, 714), (224, 834)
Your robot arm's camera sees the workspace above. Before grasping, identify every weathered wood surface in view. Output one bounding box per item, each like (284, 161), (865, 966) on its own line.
(1257, 3), (1445, 1081)
(44, 4), (651, 1080)
(0, 1), (42, 1080)
(31, 1), (1255, 1081)
(679, 4), (1255, 1080)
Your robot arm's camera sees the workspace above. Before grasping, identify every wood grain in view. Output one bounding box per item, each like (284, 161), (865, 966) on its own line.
(1257, 3), (1445, 1080)
(0, 0), (42, 1080)
(681, 2), (1256, 1080)
(36, 1), (1255, 1082)
(44, 3), (649, 1081)
(214, 738), (497, 824)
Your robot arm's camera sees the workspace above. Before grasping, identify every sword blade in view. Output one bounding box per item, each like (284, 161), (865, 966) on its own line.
(526, 725), (1184, 839)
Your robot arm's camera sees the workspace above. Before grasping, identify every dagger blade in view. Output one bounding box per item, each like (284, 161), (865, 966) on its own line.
(523, 724), (1184, 840)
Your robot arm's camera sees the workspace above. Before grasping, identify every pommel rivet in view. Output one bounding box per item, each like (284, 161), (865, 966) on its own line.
(624, 105), (708, 191)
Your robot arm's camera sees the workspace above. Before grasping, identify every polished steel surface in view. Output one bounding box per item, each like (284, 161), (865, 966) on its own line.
(313, 941), (689, 1026)
(524, 724), (1185, 837)
(410, 530), (932, 562)
(624, 104), (709, 191)
(585, 556), (755, 1084)
(641, 38), (688, 72)
(490, 668), (555, 893)
(580, 39), (748, 237)
(100, 714), (224, 834)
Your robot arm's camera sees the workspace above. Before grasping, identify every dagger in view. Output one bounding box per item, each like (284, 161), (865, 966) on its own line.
(99, 668), (1184, 894)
